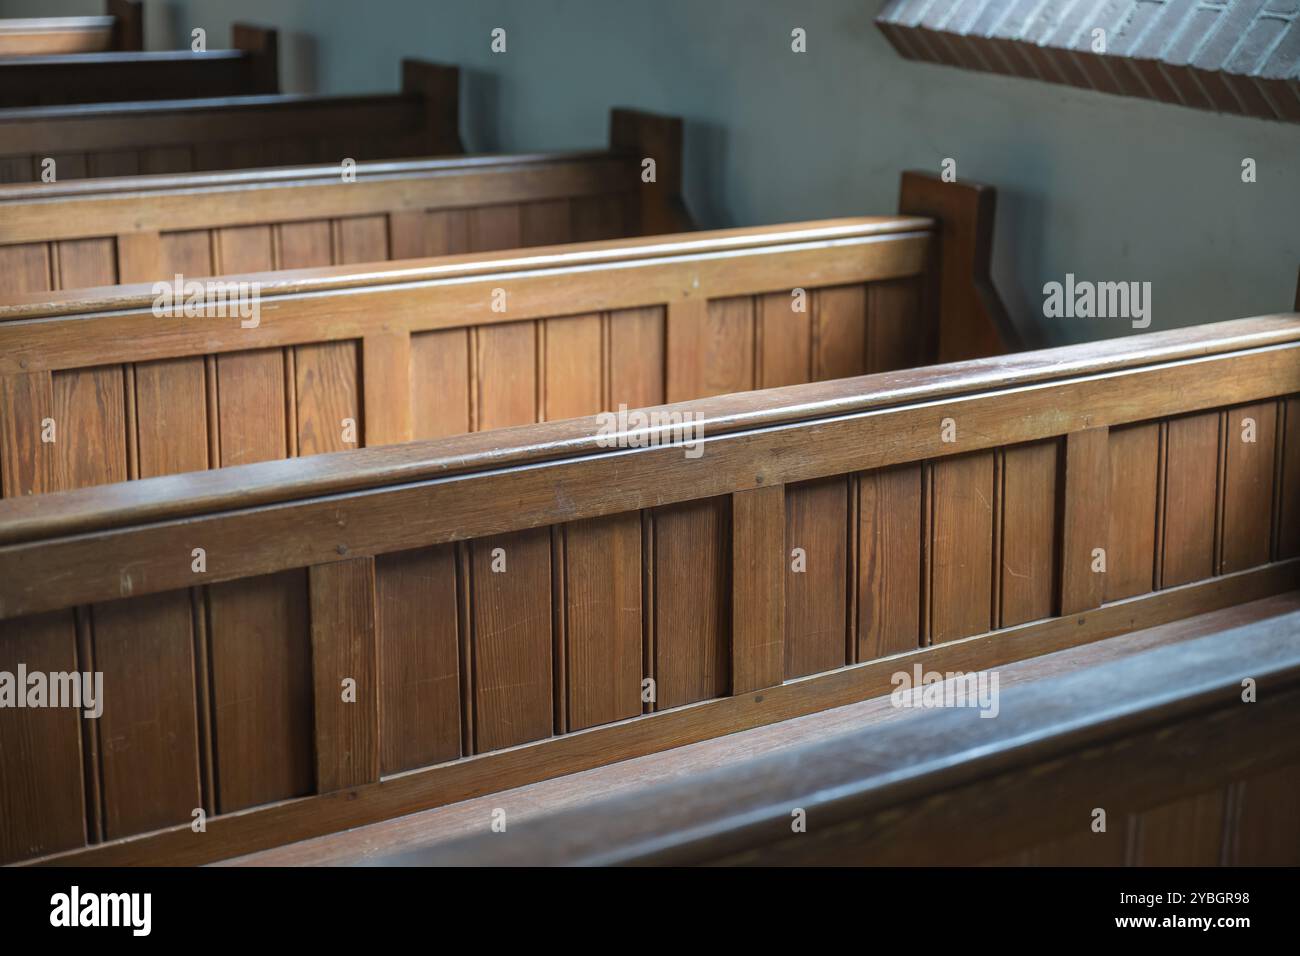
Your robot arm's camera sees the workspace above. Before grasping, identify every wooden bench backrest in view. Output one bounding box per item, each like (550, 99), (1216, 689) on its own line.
(0, 23), (277, 107)
(0, 314), (1296, 865)
(404, 616), (1300, 866)
(0, 109), (689, 290)
(0, 59), (460, 182)
(0, 1), (142, 56)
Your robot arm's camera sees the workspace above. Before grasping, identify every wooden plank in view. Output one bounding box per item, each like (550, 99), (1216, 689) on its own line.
(699, 297), (755, 399)
(476, 322), (537, 430)
(310, 558), (380, 792)
(410, 329), (470, 439)
(731, 484), (785, 694)
(468, 205), (521, 253)
(929, 452), (995, 643)
(1001, 440), (1059, 626)
(664, 298), (707, 404)
(815, 285), (868, 381)
(607, 306), (664, 410)
(785, 477), (849, 678)
(1059, 429), (1107, 615)
(0, 243), (50, 295)
(376, 546), (462, 774)
(276, 221), (333, 270)
(471, 528), (553, 752)
(757, 290), (811, 388)
(564, 513), (643, 731)
(857, 464), (922, 661)
(158, 230), (213, 278)
(1132, 790), (1225, 866)
(133, 357), (209, 477)
(544, 313), (603, 421)
(336, 216), (389, 264)
(208, 570), (313, 813)
(215, 348), (287, 466)
(422, 210), (471, 257)
(296, 341), (360, 455)
(362, 333), (412, 447)
(1227, 762), (1300, 865)
(215, 225), (273, 274)
(0, 371), (55, 497)
(55, 237), (116, 289)
(1162, 412), (1221, 587)
(653, 496), (730, 709)
(520, 200), (572, 247)
(52, 365), (127, 491)
(91, 590), (202, 839)
(116, 231), (162, 284)
(867, 278), (924, 371)
(1281, 398), (1300, 559)
(1220, 402), (1276, 573)
(571, 194), (625, 242)
(1106, 423), (1160, 602)
(0, 610), (85, 864)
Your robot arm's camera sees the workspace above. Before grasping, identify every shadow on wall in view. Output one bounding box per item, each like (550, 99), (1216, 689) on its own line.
(461, 68), (502, 153)
(682, 117), (729, 230)
(284, 32), (317, 94)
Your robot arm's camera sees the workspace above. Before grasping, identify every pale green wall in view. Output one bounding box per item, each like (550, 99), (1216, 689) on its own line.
(7, 0), (1298, 344)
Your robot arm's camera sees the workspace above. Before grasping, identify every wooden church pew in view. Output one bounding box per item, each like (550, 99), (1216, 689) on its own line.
(0, 1), (142, 56)
(0, 23), (277, 107)
(379, 599), (1300, 866)
(0, 172), (1014, 500)
(0, 109), (691, 291)
(0, 59), (460, 182)
(0, 311), (1295, 865)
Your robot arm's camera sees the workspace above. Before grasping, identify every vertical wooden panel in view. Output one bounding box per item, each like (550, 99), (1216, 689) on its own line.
(1220, 402), (1276, 572)
(785, 477), (849, 678)
(544, 314), (603, 421)
(55, 238), (117, 289)
(665, 298), (707, 403)
(476, 322), (537, 430)
(310, 558), (379, 792)
(1058, 429), (1107, 615)
(158, 230), (213, 278)
(857, 464), (922, 661)
(276, 221), (333, 269)
(215, 349), (287, 466)
(1001, 441), (1059, 626)
(134, 357), (209, 478)
(141, 146), (194, 175)
(1106, 423), (1160, 602)
(698, 297), (755, 399)
(215, 225), (273, 274)
(1133, 791), (1225, 866)
(0, 243), (51, 295)
(571, 195), (625, 242)
(732, 485), (785, 694)
(564, 513), (643, 731)
(815, 285), (867, 381)
(92, 590), (202, 839)
(654, 497), (730, 709)
(422, 210), (471, 256)
(520, 200), (572, 247)
(116, 231), (162, 284)
(1162, 412), (1220, 587)
(376, 547), (462, 774)
(208, 570), (313, 812)
(295, 341), (360, 457)
(607, 306), (665, 410)
(468, 205), (521, 252)
(359, 333), (412, 448)
(757, 291), (811, 388)
(0, 370), (55, 497)
(388, 211), (432, 259)
(0, 611), (85, 864)
(410, 329), (471, 439)
(336, 216), (389, 264)
(1281, 397), (1300, 559)
(1228, 763), (1300, 865)
(1022, 827), (1129, 866)
(88, 151), (140, 178)
(471, 528), (554, 752)
(52, 366), (127, 491)
(930, 452), (995, 643)
(867, 278), (923, 371)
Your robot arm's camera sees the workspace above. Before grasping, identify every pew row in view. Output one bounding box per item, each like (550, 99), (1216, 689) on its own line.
(372, 598), (1300, 866)
(0, 314), (1297, 865)
(0, 23), (277, 107)
(0, 1), (142, 56)
(0, 175), (1015, 500)
(0, 59), (460, 182)
(0, 109), (691, 291)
